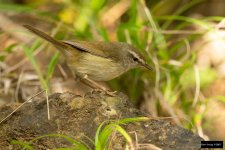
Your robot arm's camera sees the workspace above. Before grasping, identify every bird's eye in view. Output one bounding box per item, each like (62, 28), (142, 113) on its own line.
(133, 57), (138, 61)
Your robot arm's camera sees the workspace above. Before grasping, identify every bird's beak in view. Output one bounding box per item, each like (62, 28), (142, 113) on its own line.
(142, 63), (153, 71)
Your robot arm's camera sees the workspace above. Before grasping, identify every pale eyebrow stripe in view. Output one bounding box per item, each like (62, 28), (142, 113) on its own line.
(128, 50), (145, 64)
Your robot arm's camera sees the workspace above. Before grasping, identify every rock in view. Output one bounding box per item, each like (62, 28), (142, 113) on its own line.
(0, 92), (203, 149)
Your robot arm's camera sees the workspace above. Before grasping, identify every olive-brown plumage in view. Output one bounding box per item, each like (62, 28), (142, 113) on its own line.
(23, 25), (152, 81)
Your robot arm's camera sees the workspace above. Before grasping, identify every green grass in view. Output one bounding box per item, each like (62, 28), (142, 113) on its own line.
(10, 117), (149, 150)
(22, 43), (48, 91)
(11, 134), (89, 150)
(21, 42), (59, 93)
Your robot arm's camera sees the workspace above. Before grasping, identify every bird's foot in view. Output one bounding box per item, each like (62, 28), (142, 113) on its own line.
(82, 75), (117, 97)
(92, 89), (117, 97)
(105, 90), (117, 97)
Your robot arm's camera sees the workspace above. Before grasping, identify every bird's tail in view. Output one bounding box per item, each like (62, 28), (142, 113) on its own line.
(23, 24), (68, 53)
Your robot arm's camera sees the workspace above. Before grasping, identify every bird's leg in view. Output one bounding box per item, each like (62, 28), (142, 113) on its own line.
(80, 75), (117, 97)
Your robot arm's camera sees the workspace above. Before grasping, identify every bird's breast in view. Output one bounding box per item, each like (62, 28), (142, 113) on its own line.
(67, 53), (127, 81)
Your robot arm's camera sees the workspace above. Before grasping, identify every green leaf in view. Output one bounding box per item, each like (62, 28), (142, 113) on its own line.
(46, 52), (60, 82)
(22, 45), (48, 90)
(4, 43), (17, 53)
(118, 117), (149, 124)
(30, 134), (89, 150)
(11, 140), (34, 150)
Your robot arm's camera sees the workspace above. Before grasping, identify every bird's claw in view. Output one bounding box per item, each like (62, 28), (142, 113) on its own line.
(92, 89), (117, 97)
(106, 90), (117, 97)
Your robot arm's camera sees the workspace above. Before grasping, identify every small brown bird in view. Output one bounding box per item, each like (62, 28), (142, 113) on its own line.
(23, 25), (153, 95)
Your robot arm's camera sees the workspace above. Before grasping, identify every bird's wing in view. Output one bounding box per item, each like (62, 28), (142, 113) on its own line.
(63, 40), (112, 58)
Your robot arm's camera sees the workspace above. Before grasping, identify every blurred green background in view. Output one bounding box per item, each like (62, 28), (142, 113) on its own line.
(0, 0), (225, 141)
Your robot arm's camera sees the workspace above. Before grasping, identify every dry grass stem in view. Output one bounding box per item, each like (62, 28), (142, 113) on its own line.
(0, 90), (45, 124)
(46, 90), (50, 120)
(192, 65), (200, 107)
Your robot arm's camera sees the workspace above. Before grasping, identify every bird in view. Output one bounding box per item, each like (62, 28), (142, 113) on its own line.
(23, 24), (153, 96)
